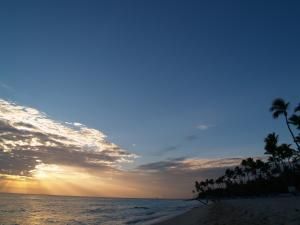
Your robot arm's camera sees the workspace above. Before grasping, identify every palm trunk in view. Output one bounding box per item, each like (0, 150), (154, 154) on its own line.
(284, 115), (300, 151)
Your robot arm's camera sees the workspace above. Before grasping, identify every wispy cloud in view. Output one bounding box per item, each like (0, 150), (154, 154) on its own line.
(0, 99), (137, 177)
(0, 82), (14, 92)
(156, 123), (214, 155)
(163, 145), (180, 152)
(137, 157), (242, 173)
(124, 157), (244, 197)
(196, 124), (213, 130)
(185, 135), (198, 141)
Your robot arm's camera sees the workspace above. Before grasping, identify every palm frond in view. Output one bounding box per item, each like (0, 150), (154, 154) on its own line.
(289, 114), (300, 129)
(295, 103), (300, 112)
(272, 110), (282, 119)
(270, 98), (289, 113)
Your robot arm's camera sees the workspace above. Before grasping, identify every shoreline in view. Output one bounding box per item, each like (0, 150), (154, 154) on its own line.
(147, 205), (204, 225)
(152, 206), (205, 225)
(153, 195), (300, 225)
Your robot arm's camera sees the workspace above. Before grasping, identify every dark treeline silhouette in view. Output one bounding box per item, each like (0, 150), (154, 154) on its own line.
(193, 98), (300, 199)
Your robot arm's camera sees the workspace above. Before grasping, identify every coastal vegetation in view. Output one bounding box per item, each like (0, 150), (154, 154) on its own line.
(194, 98), (300, 198)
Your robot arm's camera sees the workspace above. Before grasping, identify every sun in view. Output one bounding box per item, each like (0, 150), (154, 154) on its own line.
(32, 164), (65, 180)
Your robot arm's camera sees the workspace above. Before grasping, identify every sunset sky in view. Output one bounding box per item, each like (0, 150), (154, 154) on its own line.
(0, 0), (300, 198)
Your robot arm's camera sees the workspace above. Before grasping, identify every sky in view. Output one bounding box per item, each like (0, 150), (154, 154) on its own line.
(0, 0), (300, 198)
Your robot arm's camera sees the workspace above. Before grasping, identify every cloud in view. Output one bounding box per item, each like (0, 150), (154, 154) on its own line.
(0, 99), (256, 198)
(196, 124), (210, 130)
(154, 145), (181, 156)
(185, 135), (198, 141)
(0, 99), (137, 177)
(163, 145), (180, 152)
(137, 157), (242, 173)
(127, 157), (244, 198)
(0, 82), (14, 92)
(156, 123), (214, 156)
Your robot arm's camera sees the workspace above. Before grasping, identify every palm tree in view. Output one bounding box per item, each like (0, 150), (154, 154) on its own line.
(260, 162), (271, 179)
(264, 133), (288, 172)
(255, 159), (265, 179)
(290, 103), (300, 148)
(225, 168), (234, 185)
(203, 179), (212, 191)
(195, 181), (201, 193)
(295, 103), (300, 113)
(264, 133), (278, 156)
(264, 132), (296, 171)
(234, 166), (244, 184)
(200, 181), (206, 192)
(277, 143), (295, 170)
(268, 156), (281, 175)
(241, 159), (251, 182)
(241, 158), (257, 180)
(215, 176), (225, 189)
(270, 98), (300, 150)
(289, 114), (300, 130)
(208, 179), (215, 189)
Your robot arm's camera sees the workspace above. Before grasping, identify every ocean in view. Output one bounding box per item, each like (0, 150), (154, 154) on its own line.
(0, 193), (200, 225)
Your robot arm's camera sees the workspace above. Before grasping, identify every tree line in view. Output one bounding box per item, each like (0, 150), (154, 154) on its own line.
(193, 98), (300, 198)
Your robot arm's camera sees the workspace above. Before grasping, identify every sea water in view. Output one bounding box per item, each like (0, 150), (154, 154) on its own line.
(0, 193), (199, 225)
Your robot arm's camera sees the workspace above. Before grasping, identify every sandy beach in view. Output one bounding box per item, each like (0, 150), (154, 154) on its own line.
(155, 196), (300, 225)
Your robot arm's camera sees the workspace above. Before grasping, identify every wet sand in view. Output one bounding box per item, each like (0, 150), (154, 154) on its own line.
(154, 196), (300, 225)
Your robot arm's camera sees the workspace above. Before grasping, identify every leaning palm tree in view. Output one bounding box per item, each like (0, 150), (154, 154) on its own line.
(289, 115), (300, 146)
(289, 114), (300, 130)
(270, 98), (300, 150)
(295, 103), (300, 113)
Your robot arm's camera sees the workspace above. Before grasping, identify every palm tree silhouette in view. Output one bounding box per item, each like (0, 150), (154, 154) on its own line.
(234, 166), (244, 184)
(225, 168), (234, 185)
(260, 162), (271, 179)
(270, 98), (300, 150)
(208, 179), (215, 190)
(277, 143), (295, 170)
(193, 99), (300, 199)
(255, 159), (265, 179)
(241, 159), (251, 182)
(200, 180), (207, 191)
(242, 157), (257, 180)
(264, 133), (278, 155)
(289, 114), (300, 130)
(215, 176), (224, 189)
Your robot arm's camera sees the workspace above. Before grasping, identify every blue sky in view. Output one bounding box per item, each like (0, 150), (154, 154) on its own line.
(1, 0), (300, 168)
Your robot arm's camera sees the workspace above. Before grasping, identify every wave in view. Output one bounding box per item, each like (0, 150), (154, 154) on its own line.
(0, 193), (200, 225)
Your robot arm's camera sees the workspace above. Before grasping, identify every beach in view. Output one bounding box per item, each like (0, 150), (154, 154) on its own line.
(155, 196), (300, 225)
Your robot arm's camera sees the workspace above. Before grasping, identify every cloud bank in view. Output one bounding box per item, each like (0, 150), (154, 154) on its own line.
(0, 99), (137, 177)
(137, 157), (242, 173)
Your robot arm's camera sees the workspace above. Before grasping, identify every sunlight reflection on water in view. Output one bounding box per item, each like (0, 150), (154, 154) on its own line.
(0, 193), (199, 225)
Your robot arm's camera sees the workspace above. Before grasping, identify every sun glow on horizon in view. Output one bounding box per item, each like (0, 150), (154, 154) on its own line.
(32, 164), (67, 180)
